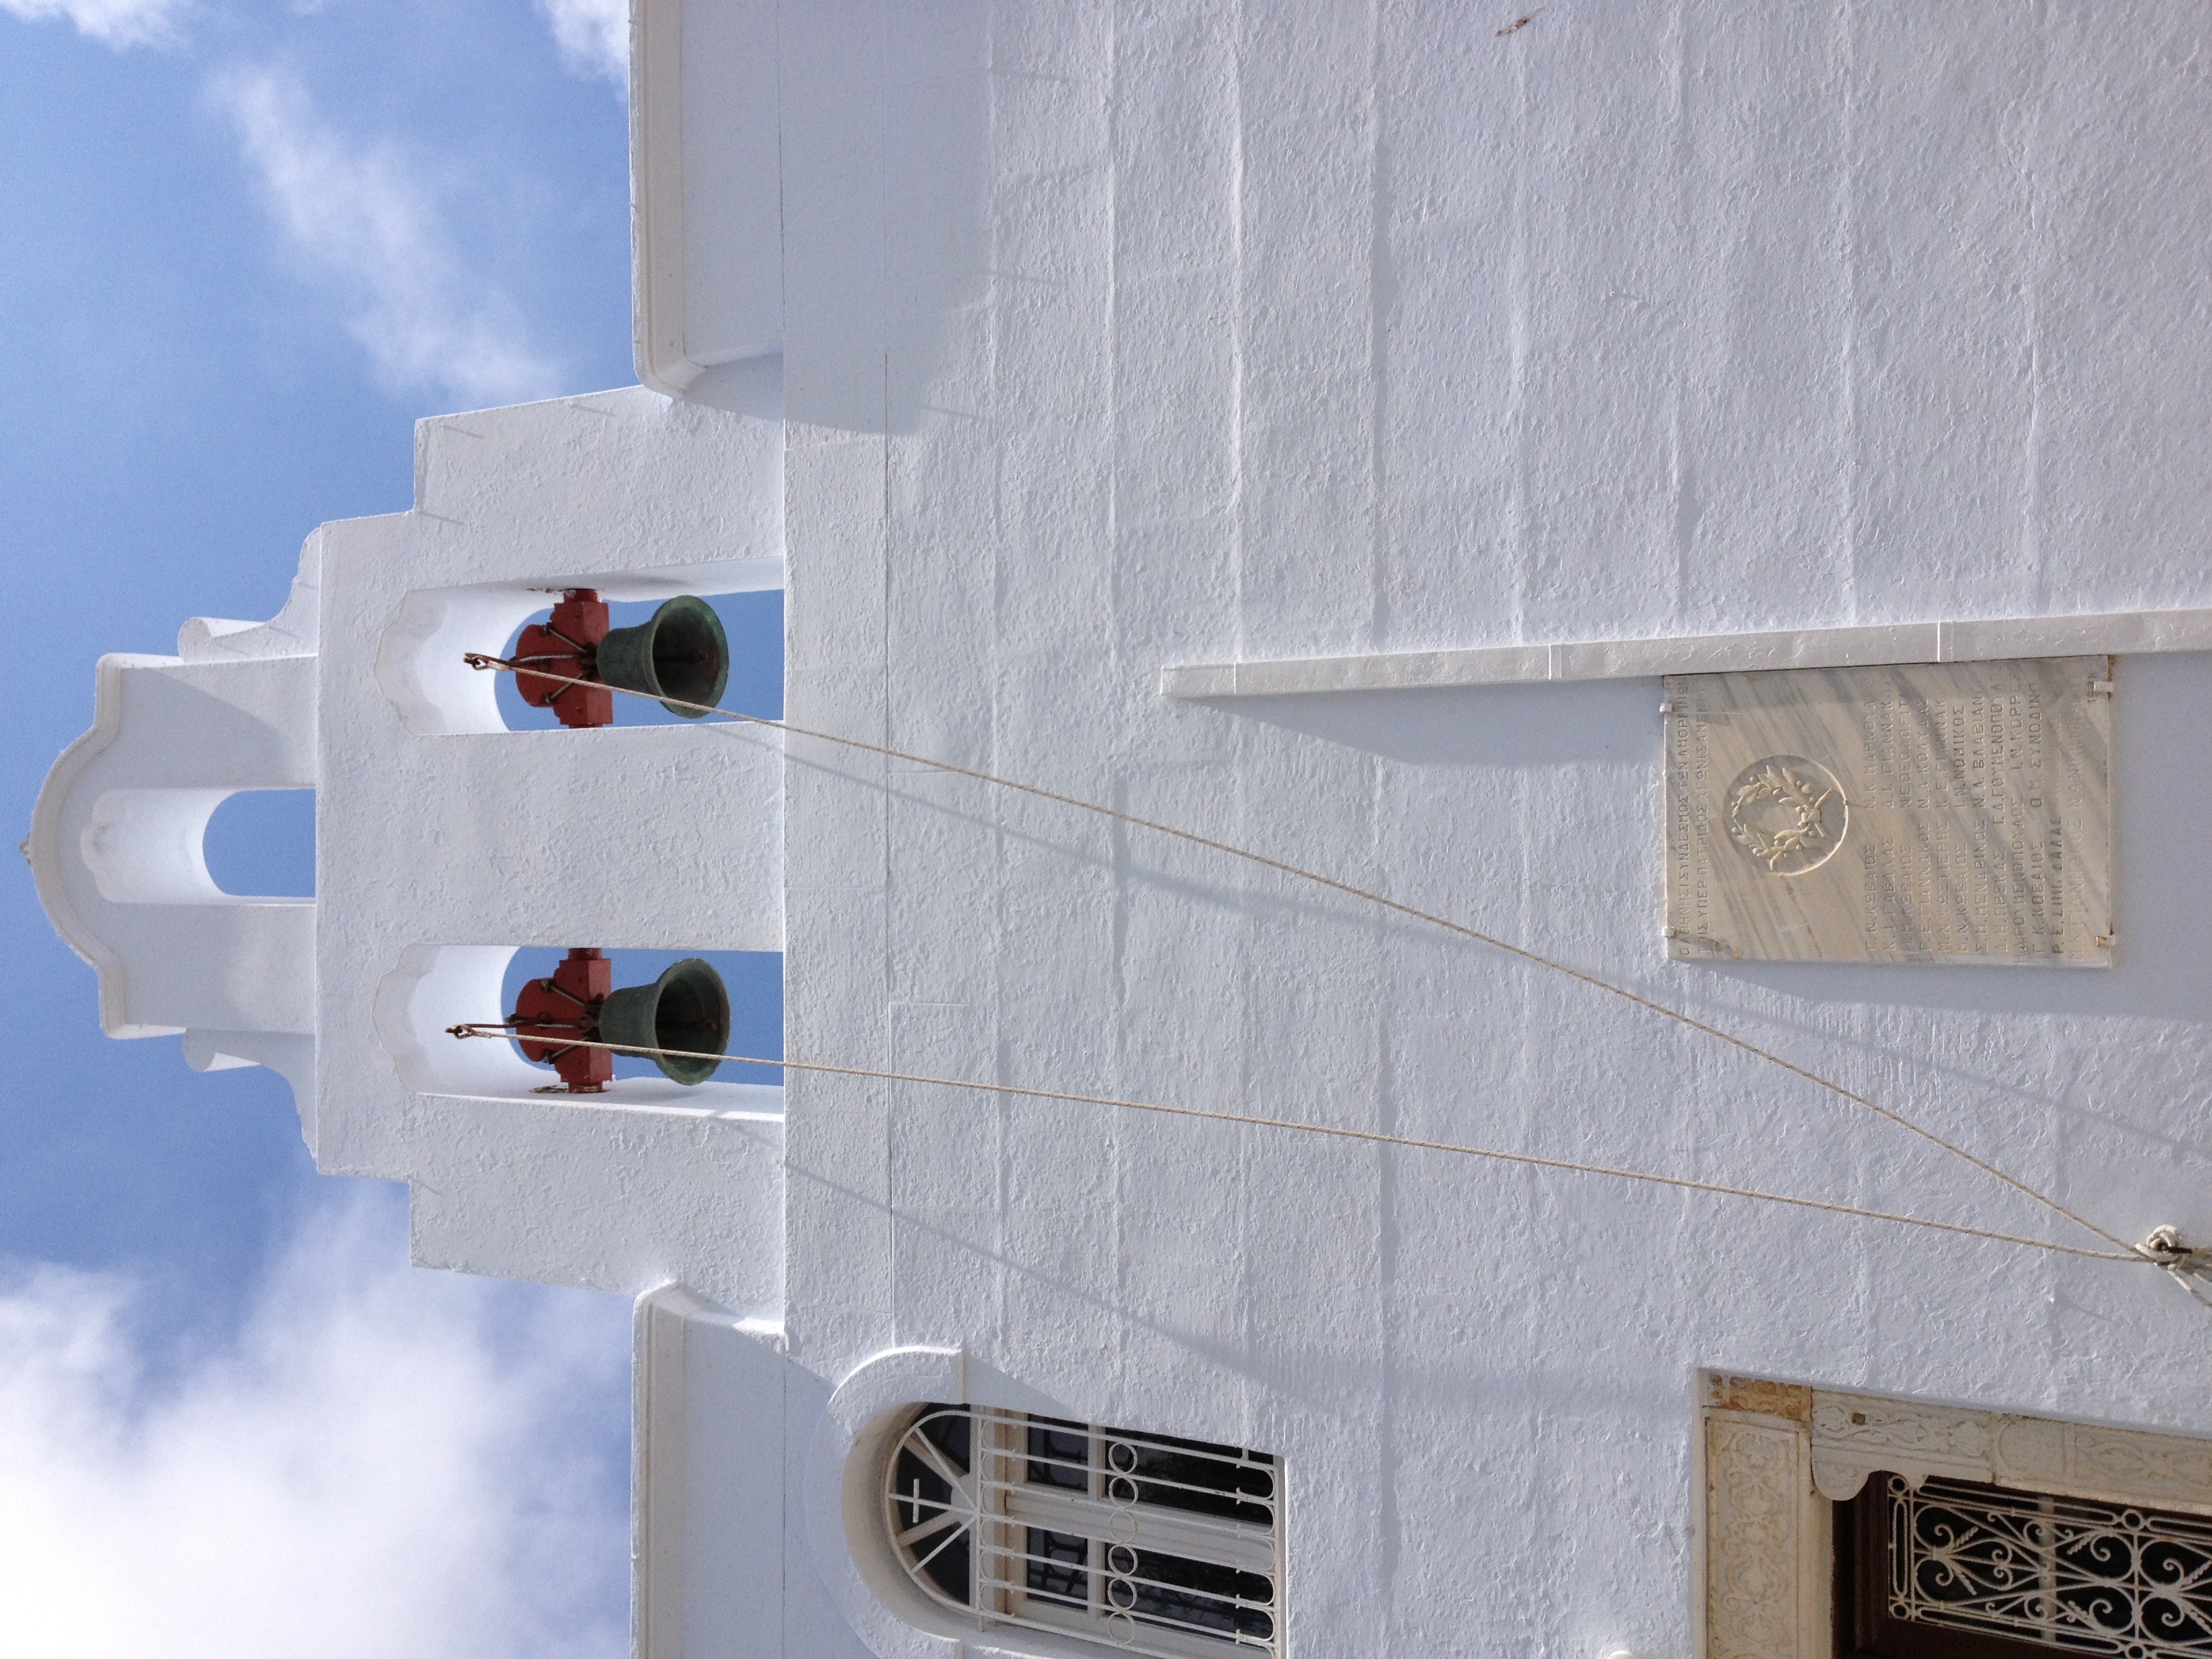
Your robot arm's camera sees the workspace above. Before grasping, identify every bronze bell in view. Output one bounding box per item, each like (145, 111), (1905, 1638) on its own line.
(596, 596), (731, 717)
(596, 958), (732, 1085)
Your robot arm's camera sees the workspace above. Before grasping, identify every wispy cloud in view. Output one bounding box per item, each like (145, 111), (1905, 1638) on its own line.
(211, 66), (562, 408)
(0, 0), (185, 48)
(0, 1197), (628, 1658)
(537, 0), (628, 86)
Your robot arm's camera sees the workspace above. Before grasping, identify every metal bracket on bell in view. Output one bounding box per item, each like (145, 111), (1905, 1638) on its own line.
(512, 591), (614, 729)
(510, 946), (617, 1090)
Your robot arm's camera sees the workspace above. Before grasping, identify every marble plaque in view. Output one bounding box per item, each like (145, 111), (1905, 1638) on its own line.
(1664, 658), (2112, 965)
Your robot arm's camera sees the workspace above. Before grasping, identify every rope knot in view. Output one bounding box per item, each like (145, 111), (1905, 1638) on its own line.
(2137, 1225), (2202, 1267)
(2137, 1226), (2212, 1303)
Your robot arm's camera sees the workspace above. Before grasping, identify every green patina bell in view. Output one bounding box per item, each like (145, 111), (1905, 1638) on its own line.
(597, 958), (731, 1084)
(596, 595), (730, 716)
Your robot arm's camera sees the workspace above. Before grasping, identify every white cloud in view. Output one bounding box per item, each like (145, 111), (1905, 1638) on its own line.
(211, 66), (562, 408)
(0, 1195), (629, 1659)
(537, 0), (628, 85)
(0, 0), (185, 48)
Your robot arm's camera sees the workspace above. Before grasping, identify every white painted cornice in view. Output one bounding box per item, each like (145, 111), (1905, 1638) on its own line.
(1161, 606), (2212, 699)
(630, 0), (784, 396)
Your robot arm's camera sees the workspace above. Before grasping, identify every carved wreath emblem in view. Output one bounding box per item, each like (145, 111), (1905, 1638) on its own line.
(1725, 756), (1847, 876)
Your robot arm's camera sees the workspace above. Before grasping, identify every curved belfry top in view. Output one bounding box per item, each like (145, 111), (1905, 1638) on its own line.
(30, 558), (321, 1095)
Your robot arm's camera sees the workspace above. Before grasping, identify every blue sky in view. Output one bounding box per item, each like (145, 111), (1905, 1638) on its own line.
(0, 0), (655, 1647)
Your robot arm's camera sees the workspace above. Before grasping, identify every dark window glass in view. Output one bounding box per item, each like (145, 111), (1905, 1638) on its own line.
(890, 1404), (971, 1604)
(1111, 1545), (1276, 1643)
(1027, 1416), (1090, 1491)
(1099, 1429), (1276, 1525)
(1026, 1527), (1089, 1608)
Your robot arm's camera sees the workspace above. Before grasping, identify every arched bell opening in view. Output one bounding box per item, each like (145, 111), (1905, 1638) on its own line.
(371, 560), (781, 737)
(373, 943), (784, 1108)
(201, 787), (316, 899)
(79, 787), (316, 908)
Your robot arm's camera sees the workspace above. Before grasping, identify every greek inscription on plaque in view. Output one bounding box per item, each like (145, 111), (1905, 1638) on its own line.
(1664, 658), (2112, 965)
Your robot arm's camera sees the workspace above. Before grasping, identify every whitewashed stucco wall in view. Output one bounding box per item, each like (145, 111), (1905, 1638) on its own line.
(42, 5), (2212, 1657)
(760, 5), (2212, 1658)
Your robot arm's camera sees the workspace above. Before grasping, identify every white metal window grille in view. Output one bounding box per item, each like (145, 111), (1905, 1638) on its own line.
(1885, 1473), (2212, 1655)
(883, 1404), (1281, 1658)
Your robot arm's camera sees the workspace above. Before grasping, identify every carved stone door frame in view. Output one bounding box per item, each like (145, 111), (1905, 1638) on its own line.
(1699, 1373), (2212, 1659)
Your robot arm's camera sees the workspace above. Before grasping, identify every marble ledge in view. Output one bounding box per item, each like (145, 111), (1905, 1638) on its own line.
(1157, 607), (2212, 699)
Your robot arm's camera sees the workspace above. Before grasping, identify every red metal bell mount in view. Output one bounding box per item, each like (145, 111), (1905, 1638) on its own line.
(513, 590), (615, 729)
(511, 946), (617, 1092)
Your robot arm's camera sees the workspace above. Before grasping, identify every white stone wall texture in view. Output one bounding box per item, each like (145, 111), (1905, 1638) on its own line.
(34, 5), (2212, 1658)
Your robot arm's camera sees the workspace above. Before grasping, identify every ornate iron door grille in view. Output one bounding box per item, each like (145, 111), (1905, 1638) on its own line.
(884, 1404), (1281, 1658)
(1853, 1472), (2212, 1657)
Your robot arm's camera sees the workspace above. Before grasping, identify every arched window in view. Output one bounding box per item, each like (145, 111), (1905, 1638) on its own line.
(883, 1404), (1282, 1657)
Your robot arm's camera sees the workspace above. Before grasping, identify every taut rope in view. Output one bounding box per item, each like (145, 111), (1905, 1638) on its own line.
(464, 652), (2165, 1271)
